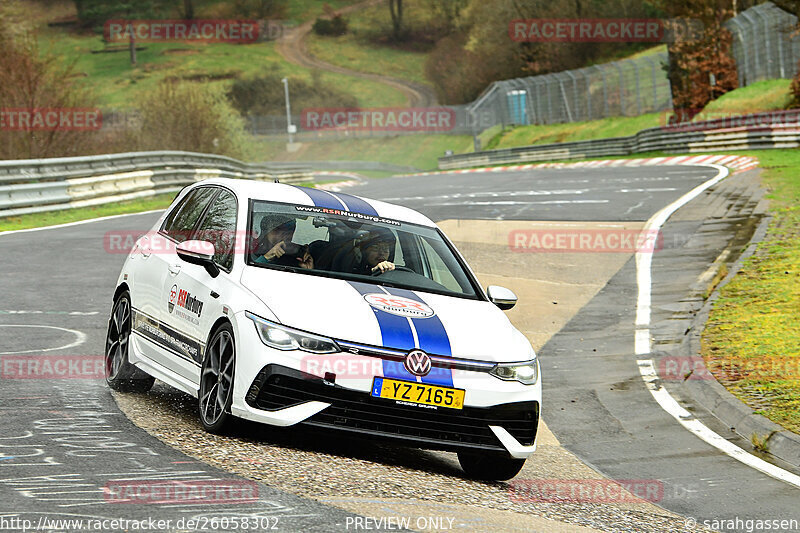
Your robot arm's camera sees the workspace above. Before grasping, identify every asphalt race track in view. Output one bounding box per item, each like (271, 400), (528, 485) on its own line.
(1, 164), (799, 532)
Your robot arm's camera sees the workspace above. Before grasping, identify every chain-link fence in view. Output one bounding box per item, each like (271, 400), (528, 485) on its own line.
(726, 1), (800, 87)
(465, 51), (672, 137)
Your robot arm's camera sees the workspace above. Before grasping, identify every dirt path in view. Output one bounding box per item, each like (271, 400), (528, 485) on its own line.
(276, 0), (438, 107)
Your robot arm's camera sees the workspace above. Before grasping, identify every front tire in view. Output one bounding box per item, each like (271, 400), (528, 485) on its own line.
(198, 323), (236, 434)
(458, 451), (526, 481)
(105, 291), (154, 393)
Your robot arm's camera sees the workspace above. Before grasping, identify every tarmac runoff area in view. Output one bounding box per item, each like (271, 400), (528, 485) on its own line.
(113, 219), (709, 533)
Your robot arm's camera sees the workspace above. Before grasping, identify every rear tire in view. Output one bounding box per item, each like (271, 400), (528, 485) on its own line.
(457, 451), (526, 481)
(105, 291), (155, 393)
(198, 323), (236, 434)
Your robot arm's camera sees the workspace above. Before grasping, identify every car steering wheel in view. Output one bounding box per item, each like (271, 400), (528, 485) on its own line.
(371, 265), (414, 276)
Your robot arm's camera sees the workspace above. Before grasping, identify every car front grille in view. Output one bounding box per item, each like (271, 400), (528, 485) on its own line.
(245, 365), (539, 453)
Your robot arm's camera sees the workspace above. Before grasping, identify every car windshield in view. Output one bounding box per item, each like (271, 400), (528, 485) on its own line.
(246, 200), (479, 299)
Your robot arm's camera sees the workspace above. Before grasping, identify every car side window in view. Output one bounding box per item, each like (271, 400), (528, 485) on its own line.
(161, 187), (218, 243)
(194, 190), (237, 271)
(418, 236), (466, 293)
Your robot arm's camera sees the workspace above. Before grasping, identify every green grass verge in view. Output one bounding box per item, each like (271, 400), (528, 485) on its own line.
(487, 113), (663, 150)
(0, 193), (178, 232)
(700, 80), (793, 117)
(253, 134), (473, 170)
(702, 149), (800, 434)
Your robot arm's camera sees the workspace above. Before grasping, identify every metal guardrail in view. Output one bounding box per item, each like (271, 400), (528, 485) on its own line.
(0, 151), (313, 218)
(439, 111), (800, 170)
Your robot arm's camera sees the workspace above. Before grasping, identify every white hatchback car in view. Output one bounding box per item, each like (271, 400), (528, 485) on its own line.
(106, 178), (540, 480)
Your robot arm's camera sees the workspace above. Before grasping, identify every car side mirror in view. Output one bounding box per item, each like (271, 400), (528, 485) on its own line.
(487, 285), (517, 311)
(176, 240), (220, 278)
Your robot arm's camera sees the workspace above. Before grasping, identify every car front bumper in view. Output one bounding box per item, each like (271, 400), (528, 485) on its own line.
(232, 312), (541, 458)
(235, 363), (539, 458)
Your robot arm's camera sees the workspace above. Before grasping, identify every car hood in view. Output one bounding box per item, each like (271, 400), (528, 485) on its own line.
(240, 268), (534, 363)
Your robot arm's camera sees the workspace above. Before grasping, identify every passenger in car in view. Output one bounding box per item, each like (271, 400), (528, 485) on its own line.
(253, 215), (314, 269)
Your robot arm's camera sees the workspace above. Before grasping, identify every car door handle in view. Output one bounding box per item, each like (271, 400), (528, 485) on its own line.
(168, 264), (181, 275)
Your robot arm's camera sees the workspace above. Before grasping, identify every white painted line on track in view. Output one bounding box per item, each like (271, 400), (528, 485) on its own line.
(634, 163), (800, 490)
(0, 325), (87, 355)
(430, 200), (609, 207)
(0, 209), (165, 238)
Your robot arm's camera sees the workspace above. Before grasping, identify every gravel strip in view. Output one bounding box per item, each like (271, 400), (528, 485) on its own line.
(113, 385), (716, 533)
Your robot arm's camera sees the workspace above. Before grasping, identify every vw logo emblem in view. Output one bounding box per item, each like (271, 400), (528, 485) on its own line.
(404, 350), (431, 377)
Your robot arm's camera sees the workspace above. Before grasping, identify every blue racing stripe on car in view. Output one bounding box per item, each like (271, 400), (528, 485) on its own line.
(291, 185), (347, 210)
(382, 287), (454, 387)
(348, 281), (418, 382)
(329, 192), (380, 216)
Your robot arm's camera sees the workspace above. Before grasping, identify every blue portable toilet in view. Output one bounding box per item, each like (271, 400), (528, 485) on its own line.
(507, 90), (529, 125)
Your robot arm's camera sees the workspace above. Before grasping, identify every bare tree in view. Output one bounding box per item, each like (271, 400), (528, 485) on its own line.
(0, 22), (100, 159)
(389, 0), (403, 39)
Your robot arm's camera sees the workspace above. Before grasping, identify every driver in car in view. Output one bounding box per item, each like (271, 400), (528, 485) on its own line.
(354, 228), (396, 275)
(253, 215), (314, 269)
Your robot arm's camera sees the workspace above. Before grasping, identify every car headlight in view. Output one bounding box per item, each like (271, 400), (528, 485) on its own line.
(490, 359), (539, 385)
(246, 312), (339, 354)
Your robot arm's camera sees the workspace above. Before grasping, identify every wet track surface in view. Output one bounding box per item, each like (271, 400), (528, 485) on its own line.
(1, 164), (799, 532)
(0, 221), (359, 530)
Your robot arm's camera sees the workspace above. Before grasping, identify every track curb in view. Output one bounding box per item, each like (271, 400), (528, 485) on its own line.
(648, 166), (800, 469)
(406, 154), (759, 177)
(679, 213), (800, 468)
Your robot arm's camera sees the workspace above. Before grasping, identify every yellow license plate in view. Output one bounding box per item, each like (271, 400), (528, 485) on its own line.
(371, 377), (465, 409)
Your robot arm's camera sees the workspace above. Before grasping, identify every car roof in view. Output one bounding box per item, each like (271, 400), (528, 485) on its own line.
(194, 177), (437, 228)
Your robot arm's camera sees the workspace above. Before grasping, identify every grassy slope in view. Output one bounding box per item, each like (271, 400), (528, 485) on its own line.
(487, 113), (663, 150)
(305, 0), (432, 89)
(37, 2), (405, 109)
(253, 133), (472, 170)
(702, 149), (800, 433)
(700, 79), (792, 116)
